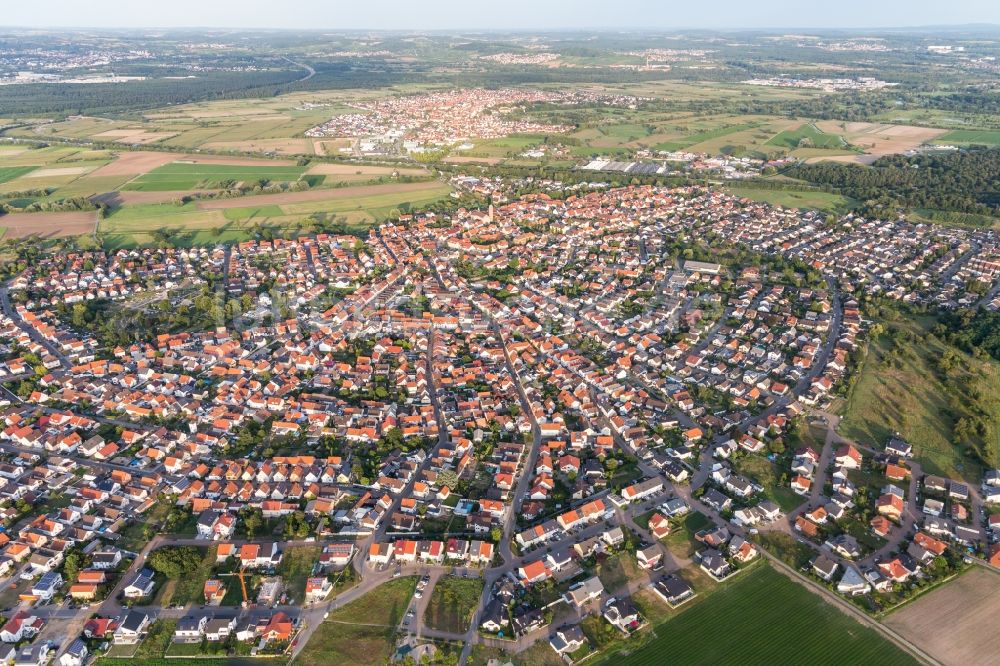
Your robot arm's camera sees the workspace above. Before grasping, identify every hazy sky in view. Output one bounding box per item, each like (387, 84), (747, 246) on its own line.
(3, 0), (998, 31)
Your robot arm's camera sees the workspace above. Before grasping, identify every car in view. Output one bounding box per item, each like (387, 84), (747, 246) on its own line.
(414, 590), (422, 598)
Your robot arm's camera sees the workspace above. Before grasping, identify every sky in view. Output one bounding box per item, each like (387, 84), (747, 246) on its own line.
(2, 0), (998, 31)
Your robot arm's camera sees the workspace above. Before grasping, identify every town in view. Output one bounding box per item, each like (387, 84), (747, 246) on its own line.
(0, 179), (997, 666)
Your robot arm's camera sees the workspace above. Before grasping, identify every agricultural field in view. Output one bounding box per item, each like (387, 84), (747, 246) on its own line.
(839, 314), (1000, 479)
(884, 567), (1000, 666)
(122, 161), (306, 191)
(596, 564), (916, 666)
(934, 129), (1000, 146)
(766, 122), (850, 150)
(809, 121), (949, 164)
(0, 144), (449, 246)
(294, 576), (418, 666)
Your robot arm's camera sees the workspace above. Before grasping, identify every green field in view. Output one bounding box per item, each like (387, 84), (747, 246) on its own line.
(936, 129), (1000, 146)
(124, 162), (307, 191)
(425, 576), (484, 633)
(767, 123), (849, 150)
(598, 565), (915, 665)
(724, 185), (855, 215)
(655, 123), (758, 152)
(277, 545), (321, 604)
(295, 576), (417, 666)
(840, 314), (999, 479)
(0, 166), (36, 184)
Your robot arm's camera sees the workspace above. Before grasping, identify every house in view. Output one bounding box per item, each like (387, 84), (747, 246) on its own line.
(480, 598), (509, 633)
(636, 545), (662, 570)
(518, 559), (552, 585)
(697, 549), (731, 580)
(886, 436), (912, 458)
(305, 577), (332, 602)
(648, 513), (671, 539)
(549, 624), (586, 655)
(0, 612), (44, 643)
(652, 574), (695, 607)
(870, 515), (892, 538)
(90, 548), (122, 570)
(31, 570), (63, 602)
(113, 611), (150, 644)
(826, 534), (861, 559)
(14, 643), (49, 666)
(564, 576), (604, 608)
(58, 639), (88, 666)
(837, 565), (871, 596)
(877, 493), (904, 520)
(203, 579), (227, 605)
(511, 607), (547, 636)
(205, 617), (236, 642)
(812, 555), (839, 582)
(174, 614), (208, 643)
(603, 597), (641, 632)
(834, 445), (862, 469)
(123, 567), (156, 599)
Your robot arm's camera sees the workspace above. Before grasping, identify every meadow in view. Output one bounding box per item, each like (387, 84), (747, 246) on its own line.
(839, 313), (1000, 479)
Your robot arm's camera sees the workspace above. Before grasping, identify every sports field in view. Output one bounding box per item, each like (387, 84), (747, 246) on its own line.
(598, 564), (915, 666)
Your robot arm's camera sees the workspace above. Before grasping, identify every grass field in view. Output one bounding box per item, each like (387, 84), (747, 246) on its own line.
(724, 184), (855, 214)
(732, 454), (805, 512)
(656, 122), (759, 152)
(123, 162), (306, 191)
(0, 166), (36, 184)
(425, 576), (484, 633)
(840, 314), (1000, 479)
(596, 564), (915, 665)
(767, 123), (849, 150)
(663, 511), (712, 558)
(295, 576), (417, 666)
(935, 129), (1000, 146)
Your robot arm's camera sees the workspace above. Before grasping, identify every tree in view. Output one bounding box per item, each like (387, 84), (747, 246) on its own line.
(242, 508), (264, 538)
(489, 527), (502, 543)
(148, 546), (202, 579)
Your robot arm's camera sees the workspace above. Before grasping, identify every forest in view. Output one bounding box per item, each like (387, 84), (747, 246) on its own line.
(791, 148), (1000, 217)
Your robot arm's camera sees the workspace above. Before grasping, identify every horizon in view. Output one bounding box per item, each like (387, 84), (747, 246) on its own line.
(2, 0), (998, 32)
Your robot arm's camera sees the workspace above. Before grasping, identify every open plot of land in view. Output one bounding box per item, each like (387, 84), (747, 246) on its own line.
(295, 576), (417, 666)
(839, 314), (1000, 478)
(596, 564), (915, 665)
(724, 184), (855, 215)
(0, 210), (97, 238)
(277, 545), (321, 604)
(885, 567), (1000, 666)
(424, 576), (484, 633)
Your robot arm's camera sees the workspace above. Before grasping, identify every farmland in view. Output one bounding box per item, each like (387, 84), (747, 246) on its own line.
(122, 162), (307, 191)
(884, 567), (1000, 666)
(0, 143), (449, 247)
(596, 564), (915, 666)
(935, 129), (1000, 146)
(766, 122), (849, 150)
(724, 183), (856, 214)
